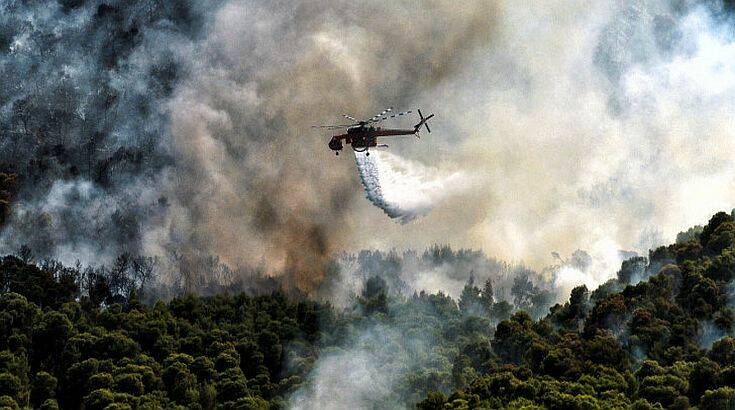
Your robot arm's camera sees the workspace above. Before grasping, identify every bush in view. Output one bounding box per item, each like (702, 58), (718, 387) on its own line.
(700, 387), (735, 410)
(0, 374), (21, 404)
(30, 372), (56, 408)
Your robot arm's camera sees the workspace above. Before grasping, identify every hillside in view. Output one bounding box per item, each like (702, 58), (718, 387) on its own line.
(0, 212), (732, 409)
(417, 211), (735, 409)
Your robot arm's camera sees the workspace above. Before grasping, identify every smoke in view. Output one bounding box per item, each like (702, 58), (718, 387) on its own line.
(550, 239), (631, 298)
(318, 247), (523, 309)
(3, 0), (735, 297)
(157, 0), (500, 292)
(0, 0), (497, 292)
(0, 0), (204, 265)
(436, 0), (735, 268)
(354, 150), (469, 223)
(332, 0), (735, 281)
(288, 323), (430, 410)
(697, 320), (728, 349)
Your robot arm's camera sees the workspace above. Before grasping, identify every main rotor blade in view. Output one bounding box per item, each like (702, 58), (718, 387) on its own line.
(343, 114), (358, 122)
(311, 124), (356, 129)
(367, 107), (393, 122)
(389, 110), (412, 118)
(368, 110), (412, 123)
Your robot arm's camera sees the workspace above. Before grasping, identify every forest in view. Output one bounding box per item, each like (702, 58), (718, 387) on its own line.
(0, 210), (733, 408)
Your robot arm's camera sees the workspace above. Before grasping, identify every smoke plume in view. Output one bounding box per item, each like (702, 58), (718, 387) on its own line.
(288, 323), (430, 410)
(3, 0), (735, 296)
(0, 0), (497, 292)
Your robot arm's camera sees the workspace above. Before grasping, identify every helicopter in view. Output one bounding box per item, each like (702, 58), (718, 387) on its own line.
(312, 107), (434, 156)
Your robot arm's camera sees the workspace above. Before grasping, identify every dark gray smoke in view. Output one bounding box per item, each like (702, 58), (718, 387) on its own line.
(0, 0), (211, 262)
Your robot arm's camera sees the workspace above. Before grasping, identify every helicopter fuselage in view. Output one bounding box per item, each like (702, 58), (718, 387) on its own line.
(328, 125), (417, 154)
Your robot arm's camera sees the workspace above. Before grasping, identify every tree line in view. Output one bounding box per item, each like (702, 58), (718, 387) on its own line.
(0, 212), (734, 408)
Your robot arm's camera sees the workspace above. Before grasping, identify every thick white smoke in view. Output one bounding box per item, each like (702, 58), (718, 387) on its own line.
(551, 238), (629, 298)
(288, 320), (440, 410)
(354, 150), (468, 223)
(288, 326), (404, 410)
(344, 0), (735, 274)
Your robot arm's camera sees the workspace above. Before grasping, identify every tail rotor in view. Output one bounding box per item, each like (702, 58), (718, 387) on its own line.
(414, 109), (434, 137)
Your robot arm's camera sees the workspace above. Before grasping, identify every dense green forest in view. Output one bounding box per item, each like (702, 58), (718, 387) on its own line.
(0, 211), (733, 409)
(417, 211), (735, 410)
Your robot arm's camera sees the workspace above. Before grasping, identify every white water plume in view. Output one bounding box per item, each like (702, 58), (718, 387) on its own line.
(354, 150), (467, 223)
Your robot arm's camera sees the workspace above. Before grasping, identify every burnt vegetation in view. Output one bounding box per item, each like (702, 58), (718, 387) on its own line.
(0, 212), (733, 408)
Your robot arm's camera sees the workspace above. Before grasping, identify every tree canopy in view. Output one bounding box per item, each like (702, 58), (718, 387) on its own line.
(0, 211), (734, 408)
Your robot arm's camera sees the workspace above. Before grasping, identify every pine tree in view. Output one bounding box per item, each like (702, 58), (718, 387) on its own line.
(481, 278), (494, 314)
(458, 273), (481, 314)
